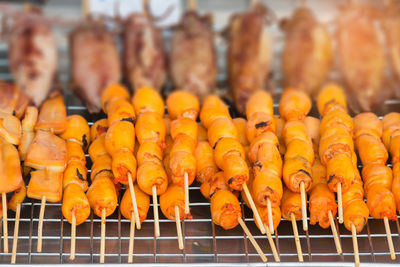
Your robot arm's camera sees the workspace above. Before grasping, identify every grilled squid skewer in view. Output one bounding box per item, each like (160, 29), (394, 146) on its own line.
(167, 91), (199, 215)
(60, 115), (91, 260)
(134, 87), (168, 237)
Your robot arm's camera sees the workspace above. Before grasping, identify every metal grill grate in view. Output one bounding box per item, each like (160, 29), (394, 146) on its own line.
(0, 88), (397, 265)
(1, 2), (400, 263)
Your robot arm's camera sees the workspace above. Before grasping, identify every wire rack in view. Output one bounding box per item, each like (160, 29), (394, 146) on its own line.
(0, 56), (398, 266)
(2, 0), (400, 264)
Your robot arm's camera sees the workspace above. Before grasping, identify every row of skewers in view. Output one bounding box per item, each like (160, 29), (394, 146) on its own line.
(1, 79), (400, 266)
(5, 0), (400, 117)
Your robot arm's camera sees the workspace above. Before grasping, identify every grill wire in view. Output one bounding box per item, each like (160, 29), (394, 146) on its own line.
(1, 20), (400, 265)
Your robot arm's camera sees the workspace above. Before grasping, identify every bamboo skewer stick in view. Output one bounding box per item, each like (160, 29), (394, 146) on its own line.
(300, 182), (308, 231)
(10, 203), (20, 264)
(328, 210), (342, 255)
(2, 193), (7, 253)
(184, 172), (189, 215)
(152, 185), (160, 237)
(128, 212), (135, 263)
(238, 217), (267, 262)
(384, 217), (396, 260)
(128, 173), (141, 230)
(100, 208), (106, 263)
(70, 211), (76, 260)
(242, 184), (265, 234)
(264, 224), (280, 262)
(337, 183), (343, 224)
(81, 0), (90, 19)
(351, 223), (360, 267)
(291, 213), (303, 262)
(37, 196), (46, 253)
(266, 198), (274, 234)
(143, 0), (149, 17)
(175, 206), (184, 250)
(188, 0), (197, 10)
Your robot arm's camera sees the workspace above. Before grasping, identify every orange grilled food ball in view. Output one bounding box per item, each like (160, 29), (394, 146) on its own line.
(101, 83), (130, 113)
(60, 115), (90, 148)
(132, 86), (165, 116)
(166, 90), (200, 120)
(62, 183), (91, 225)
(120, 184), (150, 223)
(279, 88), (311, 121)
(105, 120), (135, 156)
(160, 184), (190, 220)
(210, 190), (241, 230)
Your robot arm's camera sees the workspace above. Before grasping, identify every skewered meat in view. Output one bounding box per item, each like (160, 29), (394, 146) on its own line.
(90, 119), (108, 143)
(233, 118), (249, 147)
(100, 84), (131, 114)
(124, 14), (166, 92)
(120, 184), (150, 223)
(195, 141), (217, 184)
(245, 90), (275, 143)
(200, 171), (229, 199)
(105, 121), (135, 156)
(279, 88), (311, 122)
(70, 19), (121, 113)
(0, 140), (23, 193)
(8, 9), (57, 106)
(160, 184), (190, 220)
(381, 1), (400, 99)
(336, 3), (385, 112)
(35, 93), (67, 134)
(8, 181), (26, 212)
(27, 170), (63, 202)
(227, 3), (272, 115)
(281, 6), (332, 95)
(134, 87), (169, 196)
(132, 86), (165, 116)
(62, 183), (90, 225)
(170, 11), (216, 99)
(25, 130), (66, 172)
(0, 81), (29, 118)
(0, 111), (22, 145)
(355, 113), (397, 221)
(166, 91), (200, 121)
(87, 171), (118, 217)
(101, 84), (138, 186)
(282, 120), (313, 193)
(210, 189), (241, 230)
(281, 186), (302, 221)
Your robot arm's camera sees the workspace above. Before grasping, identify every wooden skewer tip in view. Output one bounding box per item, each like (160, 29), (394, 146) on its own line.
(11, 203), (21, 264)
(152, 185), (160, 237)
(175, 206), (184, 250)
(70, 211), (76, 260)
(238, 217), (267, 263)
(128, 173), (141, 230)
(300, 182), (308, 231)
(290, 213), (303, 262)
(328, 210), (342, 255)
(100, 208), (106, 263)
(264, 224), (280, 262)
(128, 212), (135, 263)
(351, 223), (360, 267)
(384, 217), (396, 260)
(243, 184), (266, 234)
(266, 198), (274, 234)
(37, 196), (46, 253)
